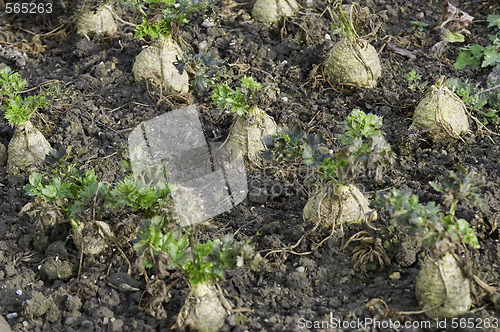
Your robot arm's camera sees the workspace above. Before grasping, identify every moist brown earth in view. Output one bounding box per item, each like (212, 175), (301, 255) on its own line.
(1, 1), (500, 331)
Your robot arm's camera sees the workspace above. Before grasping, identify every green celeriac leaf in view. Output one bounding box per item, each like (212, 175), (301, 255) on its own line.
(41, 185), (58, 199)
(29, 172), (42, 188)
(454, 49), (481, 70)
(483, 110), (499, 118)
(0, 66), (28, 97)
(456, 218), (480, 249)
(240, 76), (262, 90)
(441, 28), (465, 43)
(482, 46), (500, 67)
(163, 232), (189, 266)
(487, 14), (500, 29)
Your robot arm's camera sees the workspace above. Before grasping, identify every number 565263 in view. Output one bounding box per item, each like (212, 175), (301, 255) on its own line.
(5, 3), (53, 14)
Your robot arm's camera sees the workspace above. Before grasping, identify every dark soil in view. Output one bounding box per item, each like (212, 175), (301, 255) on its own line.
(1, 0), (500, 331)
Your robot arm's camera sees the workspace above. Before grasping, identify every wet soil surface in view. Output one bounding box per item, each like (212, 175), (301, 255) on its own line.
(1, 0), (500, 331)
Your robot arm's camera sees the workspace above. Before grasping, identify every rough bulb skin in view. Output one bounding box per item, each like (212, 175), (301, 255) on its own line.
(252, 0), (299, 23)
(303, 183), (377, 228)
(324, 38), (382, 88)
(132, 36), (189, 93)
(7, 121), (51, 175)
(412, 84), (470, 142)
(415, 252), (472, 318)
(76, 5), (118, 37)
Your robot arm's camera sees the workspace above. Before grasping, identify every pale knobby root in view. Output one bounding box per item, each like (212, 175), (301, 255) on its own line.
(70, 219), (113, 255)
(227, 106), (277, 165)
(411, 79), (470, 143)
(302, 183), (377, 229)
(174, 282), (228, 332)
(252, 0), (300, 23)
(76, 4), (118, 38)
(415, 252), (472, 318)
(323, 37), (382, 88)
(19, 198), (65, 229)
(132, 35), (189, 93)
(0, 141), (6, 166)
(7, 120), (51, 175)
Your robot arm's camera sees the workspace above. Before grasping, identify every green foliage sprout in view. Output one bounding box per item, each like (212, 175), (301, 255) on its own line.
(264, 127), (328, 166)
(211, 76), (262, 116)
(24, 167), (170, 221)
(134, 219), (263, 286)
(406, 69), (428, 92)
(0, 66), (48, 126)
(454, 15), (500, 70)
(174, 49), (225, 92)
(410, 20), (428, 32)
(376, 166), (483, 258)
(446, 78), (500, 126)
(0, 66), (27, 97)
(266, 109), (394, 186)
(319, 109), (394, 185)
(131, 0), (216, 39)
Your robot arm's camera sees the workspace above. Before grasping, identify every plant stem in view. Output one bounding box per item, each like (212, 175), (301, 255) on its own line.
(449, 199), (458, 216)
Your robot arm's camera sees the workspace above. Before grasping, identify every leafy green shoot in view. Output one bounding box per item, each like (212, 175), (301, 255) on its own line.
(265, 109), (394, 186)
(131, 0), (216, 39)
(109, 175), (170, 218)
(0, 66), (28, 98)
(24, 169), (110, 220)
(174, 49), (225, 92)
(406, 69), (428, 92)
(446, 78), (500, 126)
(428, 165), (483, 216)
(3, 95), (47, 126)
(454, 15), (500, 70)
(487, 14), (500, 29)
(134, 223), (263, 286)
(376, 166), (483, 256)
(24, 167), (170, 221)
(320, 109), (394, 184)
(411, 20), (428, 32)
(0, 66), (49, 125)
(211, 76), (262, 116)
(263, 127), (328, 166)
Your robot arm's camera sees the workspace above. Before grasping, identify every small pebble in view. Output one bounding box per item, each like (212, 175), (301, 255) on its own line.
(296, 266), (305, 273)
(198, 40), (208, 50)
(281, 97), (288, 102)
(201, 19), (214, 28)
(6, 313), (17, 319)
(324, 33), (331, 41)
(15, 290), (22, 296)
